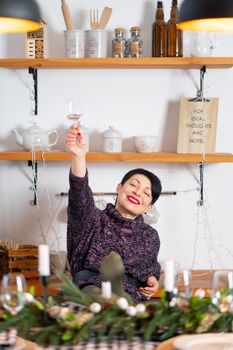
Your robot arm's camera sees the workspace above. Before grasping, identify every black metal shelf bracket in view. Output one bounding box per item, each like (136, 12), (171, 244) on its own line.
(29, 67), (38, 115)
(199, 161), (204, 206)
(200, 65), (206, 98)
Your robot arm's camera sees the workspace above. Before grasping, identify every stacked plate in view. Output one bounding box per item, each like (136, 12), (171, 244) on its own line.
(173, 333), (233, 350)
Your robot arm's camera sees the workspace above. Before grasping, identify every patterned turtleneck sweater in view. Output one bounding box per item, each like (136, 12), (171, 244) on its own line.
(67, 170), (161, 302)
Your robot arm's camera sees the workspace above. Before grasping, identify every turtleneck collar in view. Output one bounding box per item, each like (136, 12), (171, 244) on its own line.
(104, 203), (144, 229)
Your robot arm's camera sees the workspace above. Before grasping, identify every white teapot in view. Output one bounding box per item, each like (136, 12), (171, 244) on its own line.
(12, 122), (58, 151)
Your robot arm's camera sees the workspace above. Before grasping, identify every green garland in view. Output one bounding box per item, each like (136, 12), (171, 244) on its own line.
(0, 275), (233, 346)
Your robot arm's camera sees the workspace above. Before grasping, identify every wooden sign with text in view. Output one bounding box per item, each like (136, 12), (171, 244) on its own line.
(177, 98), (218, 154)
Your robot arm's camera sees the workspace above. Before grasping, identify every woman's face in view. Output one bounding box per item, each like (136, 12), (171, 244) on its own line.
(115, 174), (153, 219)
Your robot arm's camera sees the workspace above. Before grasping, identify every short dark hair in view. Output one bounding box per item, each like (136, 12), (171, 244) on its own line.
(120, 168), (162, 204)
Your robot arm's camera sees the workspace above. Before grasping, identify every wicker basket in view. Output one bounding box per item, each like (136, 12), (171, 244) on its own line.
(0, 245), (39, 279)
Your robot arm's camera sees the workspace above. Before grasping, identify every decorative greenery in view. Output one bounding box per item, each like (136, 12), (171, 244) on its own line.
(0, 275), (233, 346)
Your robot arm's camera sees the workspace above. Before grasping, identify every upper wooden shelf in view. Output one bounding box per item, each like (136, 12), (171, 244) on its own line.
(0, 151), (233, 163)
(0, 57), (233, 69)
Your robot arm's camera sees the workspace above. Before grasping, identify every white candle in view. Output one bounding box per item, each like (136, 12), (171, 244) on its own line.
(164, 260), (175, 292)
(39, 244), (50, 276)
(101, 281), (112, 298)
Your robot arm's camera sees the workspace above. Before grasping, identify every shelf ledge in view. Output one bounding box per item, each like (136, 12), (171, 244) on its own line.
(0, 151), (233, 163)
(0, 57), (233, 69)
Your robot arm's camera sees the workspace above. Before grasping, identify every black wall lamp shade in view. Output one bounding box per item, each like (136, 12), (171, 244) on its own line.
(0, 0), (41, 33)
(178, 0), (233, 32)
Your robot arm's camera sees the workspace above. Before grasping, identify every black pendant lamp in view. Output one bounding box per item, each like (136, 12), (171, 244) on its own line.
(0, 0), (41, 33)
(178, 0), (233, 32)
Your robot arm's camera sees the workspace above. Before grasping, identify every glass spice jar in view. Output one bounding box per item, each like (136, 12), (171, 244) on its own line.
(112, 28), (127, 58)
(127, 26), (143, 58)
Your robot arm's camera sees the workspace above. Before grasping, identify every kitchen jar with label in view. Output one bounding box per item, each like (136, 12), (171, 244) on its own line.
(127, 26), (143, 58)
(112, 28), (127, 58)
(101, 126), (122, 153)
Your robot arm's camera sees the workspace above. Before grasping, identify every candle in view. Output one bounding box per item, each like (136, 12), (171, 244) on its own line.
(164, 260), (175, 292)
(101, 281), (112, 298)
(39, 244), (50, 276)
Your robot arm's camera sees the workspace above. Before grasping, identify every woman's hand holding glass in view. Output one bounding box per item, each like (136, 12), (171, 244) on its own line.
(65, 125), (88, 156)
(66, 98), (83, 125)
(1, 273), (27, 315)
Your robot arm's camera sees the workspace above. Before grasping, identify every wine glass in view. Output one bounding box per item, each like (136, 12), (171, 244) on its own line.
(211, 270), (233, 312)
(174, 269), (192, 300)
(1, 273), (27, 315)
(66, 98), (83, 125)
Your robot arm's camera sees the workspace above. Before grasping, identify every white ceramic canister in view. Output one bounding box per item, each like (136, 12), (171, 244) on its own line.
(64, 30), (85, 58)
(85, 30), (108, 58)
(102, 126), (122, 153)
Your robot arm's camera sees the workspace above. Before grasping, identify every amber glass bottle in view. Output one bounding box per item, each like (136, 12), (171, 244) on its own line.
(167, 0), (183, 57)
(152, 1), (167, 57)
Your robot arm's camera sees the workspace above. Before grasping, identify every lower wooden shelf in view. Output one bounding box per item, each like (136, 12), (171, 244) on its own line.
(0, 151), (233, 163)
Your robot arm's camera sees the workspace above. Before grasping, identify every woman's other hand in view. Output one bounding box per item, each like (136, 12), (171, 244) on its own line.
(65, 125), (88, 157)
(139, 276), (159, 300)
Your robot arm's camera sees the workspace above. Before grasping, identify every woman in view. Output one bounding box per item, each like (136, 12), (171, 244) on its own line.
(66, 125), (162, 302)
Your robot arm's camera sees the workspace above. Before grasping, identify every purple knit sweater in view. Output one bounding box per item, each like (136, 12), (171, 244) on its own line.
(67, 170), (161, 302)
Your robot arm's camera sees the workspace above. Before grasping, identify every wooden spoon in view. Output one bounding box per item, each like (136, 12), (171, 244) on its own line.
(61, 0), (75, 30)
(98, 7), (112, 30)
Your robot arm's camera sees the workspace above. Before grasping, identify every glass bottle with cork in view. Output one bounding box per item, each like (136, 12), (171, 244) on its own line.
(128, 26), (143, 58)
(167, 0), (183, 57)
(152, 0), (167, 57)
(112, 28), (127, 58)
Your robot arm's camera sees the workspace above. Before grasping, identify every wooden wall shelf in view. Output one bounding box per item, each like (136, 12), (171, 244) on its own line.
(0, 57), (233, 69)
(0, 151), (233, 163)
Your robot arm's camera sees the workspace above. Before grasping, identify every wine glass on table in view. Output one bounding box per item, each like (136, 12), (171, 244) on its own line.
(1, 273), (27, 315)
(211, 270), (233, 312)
(173, 269), (192, 300)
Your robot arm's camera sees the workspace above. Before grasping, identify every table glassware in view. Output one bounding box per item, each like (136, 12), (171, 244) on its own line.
(1, 273), (27, 315)
(174, 269), (192, 300)
(211, 270), (233, 312)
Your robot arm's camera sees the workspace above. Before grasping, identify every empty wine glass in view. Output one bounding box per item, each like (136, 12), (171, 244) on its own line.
(174, 269), (192, 300)
(211, 270), (233, 312)
(1, 273), (27, 315)
(66, 98), (83, 125)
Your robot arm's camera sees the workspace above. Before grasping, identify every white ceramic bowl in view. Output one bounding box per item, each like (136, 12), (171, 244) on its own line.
(134, 136), (158, 153)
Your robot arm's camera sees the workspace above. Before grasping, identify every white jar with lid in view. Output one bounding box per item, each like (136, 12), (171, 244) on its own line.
(102, 126), (122, 153)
